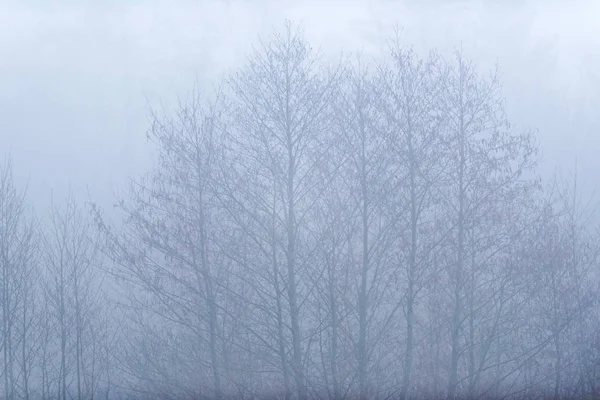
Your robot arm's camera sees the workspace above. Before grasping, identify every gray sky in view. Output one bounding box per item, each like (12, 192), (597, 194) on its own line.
(1, 0), (599, 210)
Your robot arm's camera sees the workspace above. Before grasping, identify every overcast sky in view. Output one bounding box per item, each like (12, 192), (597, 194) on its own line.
(1, 0), (599, 211)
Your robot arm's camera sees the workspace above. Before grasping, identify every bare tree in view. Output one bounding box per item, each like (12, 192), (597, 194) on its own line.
(438, 50), (538, 398)
(377, 39), (448, 399)
(15, 220), (39, 400)
(225, 21), (342, 399)
(42, 192), (105, 400)
(92, 86), (231, 398)
(522, 172), (600, 398)
(0, 159), (37, 400)
(326, 56), (401, 398)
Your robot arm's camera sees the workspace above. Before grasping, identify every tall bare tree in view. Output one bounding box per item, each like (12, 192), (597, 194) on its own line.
(92, 86), (231, 398)
(327, 56), (402, 398)
(377, 40), (448, 399)
(226, 21), (342, 399)
(439, 50), (538, 398)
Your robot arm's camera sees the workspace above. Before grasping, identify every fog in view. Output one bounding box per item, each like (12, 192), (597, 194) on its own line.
(1, 1), (600, 399)
(2, 1), (599, 207)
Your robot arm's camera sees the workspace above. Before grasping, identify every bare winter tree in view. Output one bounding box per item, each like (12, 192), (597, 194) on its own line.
(377, 39), (449, 399)
(326, 57), (402, 399)
(92, 86), (233, 399)
(41, 193), (106, 400)
(224, 21), (343, 400)
(0, 159), (37, 400)
(521, 172), (600, 398)
(437, 50), (539, 398)
(14, 220), (39, 400)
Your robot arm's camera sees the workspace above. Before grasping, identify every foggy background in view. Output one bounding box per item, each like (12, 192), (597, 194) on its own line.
(2, 2), (600, 399)
(1, 0), (599, 210)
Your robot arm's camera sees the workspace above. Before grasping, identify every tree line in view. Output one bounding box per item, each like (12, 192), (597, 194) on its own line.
(2, 22), (599, 399)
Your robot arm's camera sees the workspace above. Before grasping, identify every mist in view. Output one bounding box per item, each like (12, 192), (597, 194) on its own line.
(1, 0), (599, 399)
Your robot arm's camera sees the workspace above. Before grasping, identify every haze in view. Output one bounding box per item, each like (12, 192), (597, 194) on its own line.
(0, 1), (599, 399)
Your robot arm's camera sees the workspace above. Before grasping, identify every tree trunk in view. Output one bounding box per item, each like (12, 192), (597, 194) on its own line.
(448, 102), (466, 400)
(272, 204), (291, 400)
(21, 290), (29, 400)
(286, 131), (305, 400)
(198, 188), (222, 399)
(401, 116), (417, 400)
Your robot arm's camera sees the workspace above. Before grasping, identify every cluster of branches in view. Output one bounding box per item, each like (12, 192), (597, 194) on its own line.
(2, 22), (593, 400)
